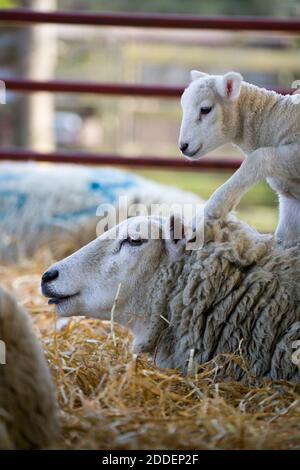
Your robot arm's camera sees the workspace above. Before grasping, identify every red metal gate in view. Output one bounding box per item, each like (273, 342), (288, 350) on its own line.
(0, 9), (298, 171)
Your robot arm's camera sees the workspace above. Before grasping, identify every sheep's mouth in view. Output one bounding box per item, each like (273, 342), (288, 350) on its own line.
(48, 292), (80, 305)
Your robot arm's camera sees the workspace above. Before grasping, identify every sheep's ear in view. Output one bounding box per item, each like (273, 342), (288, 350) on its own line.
(216, 72), (243, 100)
(190, 70), (208, 81)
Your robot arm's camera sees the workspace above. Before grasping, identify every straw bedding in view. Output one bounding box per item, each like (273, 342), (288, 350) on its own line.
(1, 254), (300, 450)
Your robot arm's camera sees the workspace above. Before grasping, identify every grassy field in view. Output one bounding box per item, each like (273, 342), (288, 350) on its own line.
(135, 169), (278, 233)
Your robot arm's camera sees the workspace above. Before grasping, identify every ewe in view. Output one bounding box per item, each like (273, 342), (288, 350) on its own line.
(179, 71), (300, 244)
(42, 215), (300, 383)
(0, 286), (58, 449)
(0, 162), (202, 262)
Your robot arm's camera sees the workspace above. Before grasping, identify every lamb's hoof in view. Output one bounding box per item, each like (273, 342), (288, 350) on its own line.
(275, 236), (283, 246)
(275, 235), (300, 249)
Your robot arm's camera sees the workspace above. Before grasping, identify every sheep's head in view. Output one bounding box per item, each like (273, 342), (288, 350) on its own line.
(41, 215), (187, 345)
(179, 71), (243, 159)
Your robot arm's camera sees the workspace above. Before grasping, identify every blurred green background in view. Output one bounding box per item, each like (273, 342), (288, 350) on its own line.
(58, 0), (300, 16)
(1, 0), (299, 232)
(135, 170), (278, 232)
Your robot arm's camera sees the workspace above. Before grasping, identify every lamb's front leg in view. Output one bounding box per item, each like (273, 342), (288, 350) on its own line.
(204, 143), (300, 244)
(276, 195), (300, 246)
(204, 148), (268, 220)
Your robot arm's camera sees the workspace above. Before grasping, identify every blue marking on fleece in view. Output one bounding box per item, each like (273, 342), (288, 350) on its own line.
(0, 168), (140, 225)
(0, 173), (24, 182)
(43, 172), (140, 224)
(0, 190), (27, 218)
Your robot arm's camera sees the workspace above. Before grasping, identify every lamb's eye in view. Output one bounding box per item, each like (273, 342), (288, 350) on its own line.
(200, 106), (212, 116)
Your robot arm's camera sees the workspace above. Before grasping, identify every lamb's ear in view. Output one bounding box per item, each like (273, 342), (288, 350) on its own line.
(215, 72), (243, 100)
(190, 70), (208, 81)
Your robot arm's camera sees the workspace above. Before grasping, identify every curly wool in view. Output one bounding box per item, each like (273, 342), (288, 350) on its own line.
(148, 219), (300, 382)
(0, 286), (59, 449)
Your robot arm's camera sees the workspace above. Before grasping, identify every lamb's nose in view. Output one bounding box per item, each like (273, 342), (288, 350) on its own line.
(180, 142), (189, 152)
(42, 269), (59, 284)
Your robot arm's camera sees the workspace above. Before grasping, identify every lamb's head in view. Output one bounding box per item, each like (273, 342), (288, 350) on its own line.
(179, 71), (243, 159)
(41, 215), (186, 351)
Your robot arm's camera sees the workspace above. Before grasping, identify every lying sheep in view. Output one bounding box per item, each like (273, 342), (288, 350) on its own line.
(0, 162), (202, 262)
(0, 286), (59, 449)
(179, 71), (300, 245)
(42, 214), (300, 383)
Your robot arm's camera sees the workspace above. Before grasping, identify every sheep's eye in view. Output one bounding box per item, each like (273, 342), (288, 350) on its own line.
(127, 237), (145, 246)
(200, 106), (212, 116)
(119, 236), (147, 251)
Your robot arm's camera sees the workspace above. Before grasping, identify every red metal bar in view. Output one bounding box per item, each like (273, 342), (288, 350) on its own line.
(1, 9), (300, 32)
(1, 78), (293, 97)
(1, 78), (183, 97)
(0, 149), (240, 171)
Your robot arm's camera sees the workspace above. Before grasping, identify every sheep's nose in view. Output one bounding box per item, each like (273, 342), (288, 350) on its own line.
(42, 269), (59, 284)
(180, 142), (189, 152)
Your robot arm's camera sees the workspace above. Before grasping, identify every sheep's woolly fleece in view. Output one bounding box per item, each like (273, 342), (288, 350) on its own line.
(1, 223), (300, 449)
(0, 286), (59, 449)
(148, 218), (300, 382)
(0, 162), (201, 262)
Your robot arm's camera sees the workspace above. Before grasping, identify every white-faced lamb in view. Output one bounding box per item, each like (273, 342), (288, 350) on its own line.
(42, 215), (300, 383)
(179, 71), (300, 244)
(0, 286), (59, 449)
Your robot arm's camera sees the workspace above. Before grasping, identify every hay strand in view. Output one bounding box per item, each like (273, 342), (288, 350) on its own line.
(110, 283), (122, 348)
